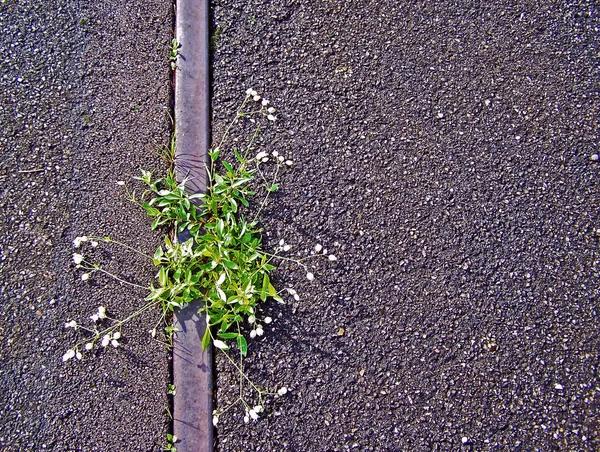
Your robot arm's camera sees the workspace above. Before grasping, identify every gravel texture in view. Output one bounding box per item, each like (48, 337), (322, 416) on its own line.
(211, 1), (599, 450)
(0, 0), (173, 450)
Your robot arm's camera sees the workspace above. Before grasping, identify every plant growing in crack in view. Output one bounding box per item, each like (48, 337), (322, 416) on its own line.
(63, 90), (338, 427)
(169, 38), (180, 70)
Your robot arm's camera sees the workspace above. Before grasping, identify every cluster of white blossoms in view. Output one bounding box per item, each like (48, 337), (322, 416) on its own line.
(286, 287), (300, 301)
(73, 236), (99, 249)
(277, 238), (291, 253)
(248, 314), (272, 339)
(90, 305), (107, 322)
(245, 88), (277, 121)
(100, 331), (121, 348)
(254, 150), (293, 167)
(62, 305), (121, 362)
(212, 385), (288, 426)
(313, 243), (337, 262)
(244, 404), (264, 423)
(72, 237), (100, 281)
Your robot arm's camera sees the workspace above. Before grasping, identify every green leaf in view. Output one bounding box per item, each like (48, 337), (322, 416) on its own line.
(158, 267), (168, 287)
(222, 161), (233, 172)
(217, 332), (239, 339)
(260, 273), (269, 301)
(223, 260), (238, 269)
(237, 335), (248, 357)
(234, 148), (244, 163)
(231, 177), (252, 189)
(201, 328), (211, 350)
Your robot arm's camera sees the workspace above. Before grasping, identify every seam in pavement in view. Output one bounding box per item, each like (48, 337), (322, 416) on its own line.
(172, 0), (214, 450)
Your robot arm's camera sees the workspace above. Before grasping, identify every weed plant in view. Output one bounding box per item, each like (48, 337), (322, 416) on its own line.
(63, 91), (337, 430)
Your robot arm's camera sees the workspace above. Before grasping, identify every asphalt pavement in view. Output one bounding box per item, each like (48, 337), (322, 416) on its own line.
(1, 0), (598, 450)
(1, 0), (173, 450)
(210, 1), (599, 450)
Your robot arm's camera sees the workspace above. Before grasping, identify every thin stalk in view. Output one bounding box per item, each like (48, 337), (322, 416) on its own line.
(92, 236), (153, 261)
(252, 164), (281, 222)
(88, 265), (148, 290)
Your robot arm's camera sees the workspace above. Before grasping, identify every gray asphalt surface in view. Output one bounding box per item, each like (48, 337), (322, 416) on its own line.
(211, 0), (599, 450)
(1, 0), (172, 450)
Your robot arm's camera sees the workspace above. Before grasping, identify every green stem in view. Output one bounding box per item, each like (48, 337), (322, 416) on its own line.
(87, 264), (148, 290)
(88, 235), (153, 261)
(252, 164), (280, 222)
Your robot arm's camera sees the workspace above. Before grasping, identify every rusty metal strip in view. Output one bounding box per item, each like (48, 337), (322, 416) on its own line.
(172, 0), (213, 450)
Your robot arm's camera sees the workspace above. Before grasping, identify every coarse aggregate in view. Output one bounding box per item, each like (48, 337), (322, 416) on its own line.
(210, 1), (599, 450)
(0, 0), (173, 450)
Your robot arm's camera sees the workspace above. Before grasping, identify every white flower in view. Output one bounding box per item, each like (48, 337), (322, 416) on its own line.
(286, 160), (294, 166)
(306, 272), (314, 281)
(272, 150), (279, 157)
(80, 236), (88, 242)
(249, 409), (259, 420)
(253, 95), (261, 102)
(256, 326), (264, 336)
(112, 331), (121, 340)
(323, 248), (328, 255)
(244, 415), (250, 424)
(286, 287), (300, 301)
(278, 155), (284, 162)
(246, 88), (257, 96)
(315, 244), (323, 253)
(65, 320), (77, 329)
(212, 415), (219, 426)
(248, 315), (256, 324)
(76, 351), (83, 360)
(150, 328), (157, 338)
(262, 157), (269, 162)
(262, 99), (269, 106)
(90, 314), (99, 322)
(283, 244), (291, 252)
(101, 335), (110, 347)
(117, 181), (125, 186)
(73, 237), (82, 248)
(62, 349), (76, 362)
(267, 107), (276, 114)
(72, 253), (84, 265)
(250, 329), (257, 339)
(267, 114), (277, 122)
(81, 273), (90, 281)
(111, 339), (120, 348)
(97, 306), (107, 319)
(253, 405), (264, 413)
(85, 342), (94, 351)
(255, 151), (268, 161)
(328, 254), (337, 261)
(91, 241), (98, 247)
(277, 387), (288, 396)
(264, 317), (272, 324)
